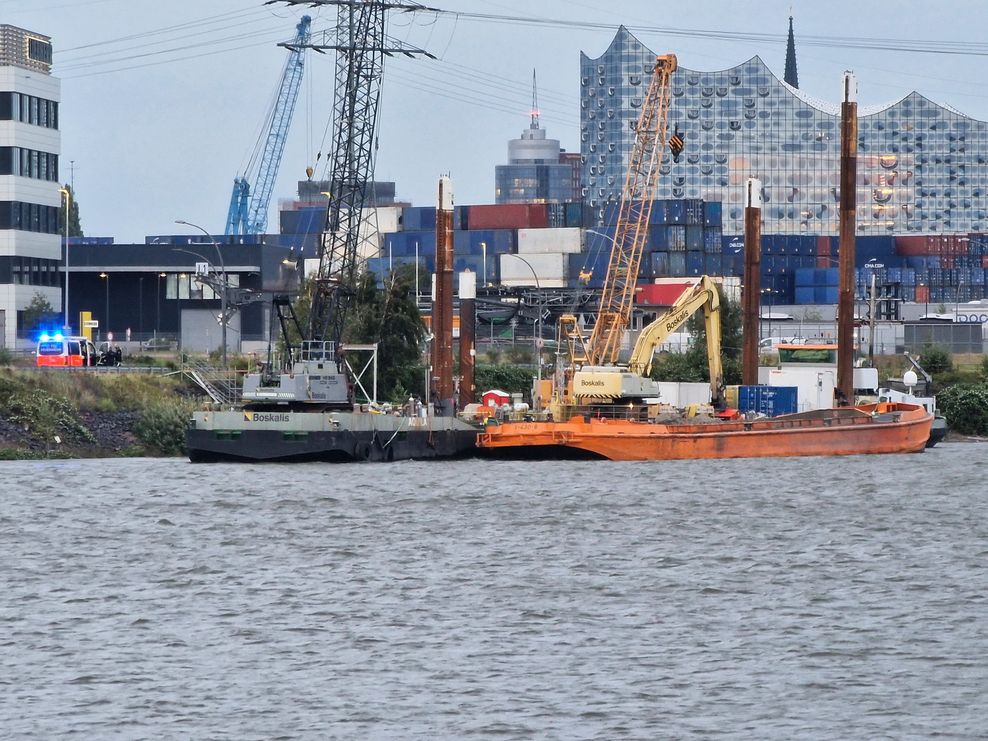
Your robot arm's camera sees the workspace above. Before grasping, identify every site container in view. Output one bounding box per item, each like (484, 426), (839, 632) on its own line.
(737, 385), (798, 417)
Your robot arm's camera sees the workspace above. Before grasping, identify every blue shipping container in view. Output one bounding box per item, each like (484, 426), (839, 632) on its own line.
(737, 386), (799, 417)
(401, 206), (437, 231)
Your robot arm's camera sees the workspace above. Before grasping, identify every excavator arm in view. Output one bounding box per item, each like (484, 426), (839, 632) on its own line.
(627, 275), (725, 408)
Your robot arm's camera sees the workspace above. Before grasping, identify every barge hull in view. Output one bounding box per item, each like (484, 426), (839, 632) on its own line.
(187, 410), (478, 463)
(478, 403), (933, 461)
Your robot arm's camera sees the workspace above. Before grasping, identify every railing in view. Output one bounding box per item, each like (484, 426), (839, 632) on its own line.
(182, 357), (241, 407)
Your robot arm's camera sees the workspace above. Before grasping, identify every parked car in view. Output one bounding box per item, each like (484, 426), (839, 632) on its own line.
(141, 337), (175, 351)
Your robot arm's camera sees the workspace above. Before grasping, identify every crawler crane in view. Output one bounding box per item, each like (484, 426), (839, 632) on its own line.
(551, 54), (725, 417)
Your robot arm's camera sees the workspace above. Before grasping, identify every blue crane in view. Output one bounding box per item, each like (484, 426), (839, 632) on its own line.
(225, 15), (311, 237)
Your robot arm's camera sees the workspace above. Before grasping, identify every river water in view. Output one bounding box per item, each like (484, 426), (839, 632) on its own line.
(3, 445), (987, 739)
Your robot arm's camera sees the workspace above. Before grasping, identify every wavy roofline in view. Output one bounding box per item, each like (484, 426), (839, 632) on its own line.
(582, 29), (983, 121)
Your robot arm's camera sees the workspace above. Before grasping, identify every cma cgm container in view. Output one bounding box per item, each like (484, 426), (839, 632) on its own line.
(737, 385), (798, 417)
(453, 229), (515, 257)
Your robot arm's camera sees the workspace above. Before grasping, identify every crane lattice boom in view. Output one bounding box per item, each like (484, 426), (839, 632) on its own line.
(587, 54), (677, 366)
(226, 15), (311, 237)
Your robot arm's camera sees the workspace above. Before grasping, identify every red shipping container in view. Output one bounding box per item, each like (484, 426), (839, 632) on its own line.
(468, 204), (549, 230)
(895, 235), (931, 256)
(915, 284), (930, 304)
(635, 281), (695, 305)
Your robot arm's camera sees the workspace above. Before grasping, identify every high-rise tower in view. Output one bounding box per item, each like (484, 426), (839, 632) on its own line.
(495, 70), (580, 204)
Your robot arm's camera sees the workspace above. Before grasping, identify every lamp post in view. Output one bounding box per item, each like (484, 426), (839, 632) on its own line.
(156, 272), (165, 336)
(480, 241), (487, 286)
(175, 220), (228, 368)
(504, 253), (543, 411)
(59, 187), (71, 331)
(99, 272), (109, 341)
(138, 276), (144, 337)
(760, 287), (774, 341)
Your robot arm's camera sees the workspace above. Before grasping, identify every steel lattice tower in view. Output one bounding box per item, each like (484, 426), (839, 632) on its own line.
(276, 0), (433, 343)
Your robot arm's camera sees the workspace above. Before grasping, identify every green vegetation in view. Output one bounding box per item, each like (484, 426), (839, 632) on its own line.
(650, 287), (744, 386)
(0, 368), (193, 459)
(936, 383), (988, 436)
(475, 363), (535, 397)
(21, 293), (60, 334)
(58, 183), (84, 237)
(347, 265), (428, 402)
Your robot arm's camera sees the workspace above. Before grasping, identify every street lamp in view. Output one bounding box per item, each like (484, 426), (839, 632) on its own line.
(99, 272), (109, 340)
(59, 187), (71, 331)
(175, 219), (228, 368)
(503, 253), (543, 411)
(156, 272), (166, 336)
(760, 287), (775, 340)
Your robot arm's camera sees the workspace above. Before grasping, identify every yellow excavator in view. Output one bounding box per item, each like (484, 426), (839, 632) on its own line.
(551, 276), (725, 416)
(626, 275), (725, 403)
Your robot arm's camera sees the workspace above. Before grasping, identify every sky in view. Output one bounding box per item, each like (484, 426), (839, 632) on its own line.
(9, 0), (988, 243)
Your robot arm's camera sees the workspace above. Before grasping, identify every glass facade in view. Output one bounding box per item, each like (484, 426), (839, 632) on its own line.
(581, 27), (988, 236)
(495, 163), (577, 203)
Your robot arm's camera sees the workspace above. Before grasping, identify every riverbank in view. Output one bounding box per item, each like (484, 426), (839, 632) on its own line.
(0, 367), (196, 459)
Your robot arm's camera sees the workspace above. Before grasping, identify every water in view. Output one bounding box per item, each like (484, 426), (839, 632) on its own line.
(3, 445), (987, 739)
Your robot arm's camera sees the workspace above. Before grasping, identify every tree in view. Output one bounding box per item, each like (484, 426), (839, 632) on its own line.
(57, 184), (84, 238)
(344, 264), (426, 402)
(649, 286), (744, 386)
(21, 292), (59, 334)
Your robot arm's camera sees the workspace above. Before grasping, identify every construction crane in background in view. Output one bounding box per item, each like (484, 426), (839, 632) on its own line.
(225, 15), (311, 237)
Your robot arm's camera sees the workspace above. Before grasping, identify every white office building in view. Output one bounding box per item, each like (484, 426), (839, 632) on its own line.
(0, 25), (61, 349)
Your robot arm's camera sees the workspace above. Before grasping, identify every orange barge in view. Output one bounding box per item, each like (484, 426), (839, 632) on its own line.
(476, 402), (933, 461)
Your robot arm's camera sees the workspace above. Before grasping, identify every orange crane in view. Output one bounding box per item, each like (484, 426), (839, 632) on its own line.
(552, 54), (683, 414)
(586, 53), (679, 365)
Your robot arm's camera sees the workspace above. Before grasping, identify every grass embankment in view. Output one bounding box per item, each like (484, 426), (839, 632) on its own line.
(0, 367), (197, 460)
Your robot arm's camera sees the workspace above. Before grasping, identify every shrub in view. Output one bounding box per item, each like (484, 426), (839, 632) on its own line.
(919, 345), (953, 375)
(135, 401), (194, 456)
(936, 383), (988, 436)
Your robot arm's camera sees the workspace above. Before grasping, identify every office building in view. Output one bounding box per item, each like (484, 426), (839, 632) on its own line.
(0, 25), (61, 348)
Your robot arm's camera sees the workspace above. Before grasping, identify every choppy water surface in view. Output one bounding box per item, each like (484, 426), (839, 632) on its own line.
(3, 445), (987, 739)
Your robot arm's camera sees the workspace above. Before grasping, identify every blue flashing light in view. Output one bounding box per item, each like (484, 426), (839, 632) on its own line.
(40, 333), (50, 342)
(53, 333), (64, 341)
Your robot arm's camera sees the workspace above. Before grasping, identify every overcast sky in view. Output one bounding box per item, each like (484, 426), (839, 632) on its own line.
(9, 0), (988, 243)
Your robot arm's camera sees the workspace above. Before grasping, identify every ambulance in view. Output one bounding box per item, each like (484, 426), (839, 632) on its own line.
(35, 333), (100, 367)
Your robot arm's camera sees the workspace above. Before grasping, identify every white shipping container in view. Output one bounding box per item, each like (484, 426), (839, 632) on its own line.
(517, 227), (583, 254)
(499, 252), (568, 285)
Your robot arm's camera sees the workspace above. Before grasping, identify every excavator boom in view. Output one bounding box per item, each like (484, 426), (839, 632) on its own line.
(627, 275), (726, 408)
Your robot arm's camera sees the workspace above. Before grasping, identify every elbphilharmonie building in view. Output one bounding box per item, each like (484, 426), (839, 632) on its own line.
(581, 25), (988, 238)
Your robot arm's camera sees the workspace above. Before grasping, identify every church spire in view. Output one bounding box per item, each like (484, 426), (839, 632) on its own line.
(784, 14), (799, 88)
